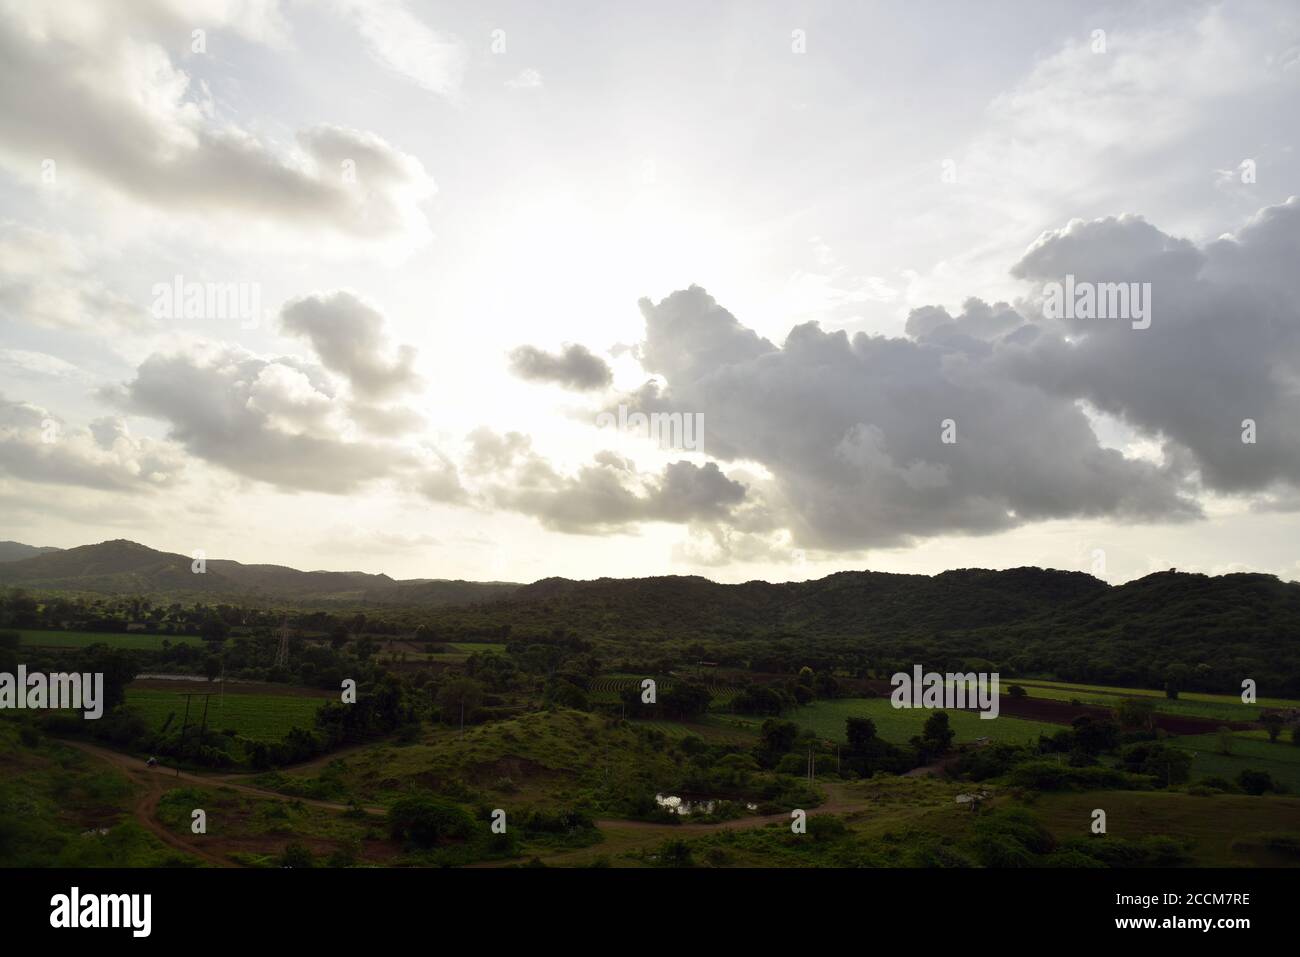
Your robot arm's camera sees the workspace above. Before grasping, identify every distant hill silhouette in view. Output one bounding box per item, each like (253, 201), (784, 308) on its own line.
(0, 539), (520, 605)
(2, 540), (1297, 692)
(0, 541), (61, 563)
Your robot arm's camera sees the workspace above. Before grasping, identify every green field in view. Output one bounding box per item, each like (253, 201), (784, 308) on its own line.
(16, 629), (205, 650)
(715, 697), (1060, 746)
(1006, 678), (1298, 723)
(1170, 731), (1300, 792)
(1029, 790), (1300, 867)
(124, 688), (326, 742)
(631, 714), (758, 745)
(446, 642), (508, 654)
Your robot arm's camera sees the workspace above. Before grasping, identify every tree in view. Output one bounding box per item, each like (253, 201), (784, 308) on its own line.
(1164, 663), (1191, 700)
(1121, 742), (1191, 787)
(1216, 727), (1234, 755)
(1071, 716), (1120, 755)
(1261, 713), (1285, 743)
(812, 672), (839, 699)
(543, 678), (589, 711)
(203, 655), (221, 682)
(660, 681), (712, 719)
(1237, 769), (1276, 796)
(758, 719), (799, 759)
(731, 685), (785, 716)
(436, 678), (484, 726)
(845, 716), (878, 754)
(199, 616), (229, 642)
(1115, 697), (1156, 731)
(921, 711), (955, 753)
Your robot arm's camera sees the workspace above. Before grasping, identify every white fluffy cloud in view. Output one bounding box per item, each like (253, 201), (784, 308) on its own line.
(280, 291), (422, 400)
(0, 2), (435, 254)
(106, 343), (417, 493)
(0, 394), (182, 491)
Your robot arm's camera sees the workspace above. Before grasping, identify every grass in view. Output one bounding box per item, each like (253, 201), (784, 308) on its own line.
(124, 688), (327, 742)
(1169, 732), (1300, 793)
(153, 785), (389, 867)
(0, 720), (189, 867)
(1027, 789), (1300, 867)
(16, 628), (205, 650)
(1006, 678), (1298, 723)
(265, 709), (684, 814)
(631, 715), (758, 746)
(718, 697), (1061, 746)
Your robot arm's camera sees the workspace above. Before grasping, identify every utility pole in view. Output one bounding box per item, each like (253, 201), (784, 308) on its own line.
(274, 616), (291, 668)
(178, 693), (192, 776)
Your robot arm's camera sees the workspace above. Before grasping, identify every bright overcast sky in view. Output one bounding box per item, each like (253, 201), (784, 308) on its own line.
(2, 0), (1298, 585)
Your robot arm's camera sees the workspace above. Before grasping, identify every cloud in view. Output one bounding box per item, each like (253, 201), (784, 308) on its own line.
(614, 281), (1201, 551)
(106, 343), (416, 493)
(505, 68), (543, 90)
(0, 4), (435, 253)
(334, 0), (466, 100)
(0, 394), (182, 492)
(455, 428), (746, 533)
(0, 223), (148, 333)
(280, 290), (421, 399)
(1004, 198), (1300, 496)
(508, 343), (613, 391)
(0, 348), (85, 380)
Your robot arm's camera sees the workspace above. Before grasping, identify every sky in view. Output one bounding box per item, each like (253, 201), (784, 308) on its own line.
(1, 0), (1298, 586)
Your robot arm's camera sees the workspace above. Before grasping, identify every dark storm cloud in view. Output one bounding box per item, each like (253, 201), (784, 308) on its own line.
(1005, 199), (1300, 494)
(620, 281), (1201, 550)
(600, 200), (1300, 549)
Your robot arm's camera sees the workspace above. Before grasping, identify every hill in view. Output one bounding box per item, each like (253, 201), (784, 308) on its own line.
(0, 540), (520, 606)
(0, 541), (61, 563)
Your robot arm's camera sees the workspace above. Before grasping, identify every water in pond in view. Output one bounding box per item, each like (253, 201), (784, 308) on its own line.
(655, 794), (759, 815)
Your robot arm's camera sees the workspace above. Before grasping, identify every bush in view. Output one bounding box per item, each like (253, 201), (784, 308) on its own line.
(1007, 760), (1147, 791)
(655, 839), (694, 867)
(806, 815), (848, 842)
(279, 842), (315, 868)
(387, 796), (475, 847)
(1238, 769), (1277, 796)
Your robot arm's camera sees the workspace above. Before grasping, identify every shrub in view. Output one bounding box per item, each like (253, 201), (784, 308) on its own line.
(279, 842), (315, 868)
(1238, 769), (1277, 796)
(387, 796), (475, 847)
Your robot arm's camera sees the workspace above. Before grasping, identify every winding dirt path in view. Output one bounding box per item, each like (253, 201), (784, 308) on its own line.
(61, 739), (387, 868)
(66, 740), (889, 868)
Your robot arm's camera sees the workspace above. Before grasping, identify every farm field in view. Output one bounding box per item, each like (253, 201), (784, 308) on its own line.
(588, 674), (740, 708)
(15, 628), (205, 650)
(631, 715), (759, 745)
(1006, 678), (1298, 723)
(124, 688), (327, 742)
(1170, 731), (1300, 793)
(1027, 790), (1300, 867)
(717, 697), (1060, 746)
